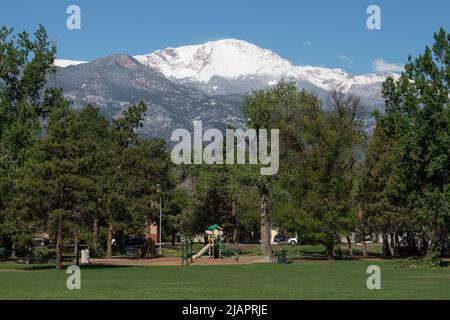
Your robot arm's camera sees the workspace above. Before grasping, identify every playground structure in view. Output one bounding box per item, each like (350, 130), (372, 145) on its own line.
(181, 224), (224, 265)
(180, 236), (193, 265)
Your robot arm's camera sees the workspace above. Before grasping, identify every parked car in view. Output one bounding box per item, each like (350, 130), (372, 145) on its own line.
(32, 237), (49, 247)
(288, 237), (299, 245)
(274, 233), (285, 242)
(124, 235), (144, 246)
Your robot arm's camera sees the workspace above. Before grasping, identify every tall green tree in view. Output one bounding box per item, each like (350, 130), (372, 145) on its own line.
(245, 81), (366, 257)
(0, 25), (57, 254)
(100, 102), (175, 259)
(11, 97), (110, 269)
(357, 118), (407, 257)
(243, 81), (307, 255)
(99, 102), (148, 259)
(381, 28), (450, 260)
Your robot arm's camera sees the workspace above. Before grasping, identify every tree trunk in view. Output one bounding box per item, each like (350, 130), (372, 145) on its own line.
(141, 237), (157, 259)
(418, 235), (427, 256)
(346, 235), (353, 257)
(382, 232), (391, 257)
(326, 243), (335, 258)
(234, 227), (240, 251)
(74, 237), (79, 266)
(171, 231), (176, 246)
(394, 233), (401, 257)
(389, 233), (396, 257)
(257, 179), (272, 256)
(407, 232), (416, 256)
(10, 242), (16, 259)
(231, 200), (239, 251)
(428, 229), (445, 260)
(361, 235), (368, 257)
(92, 218), (98, 257)
(106, 223), (113, 259)
(118, 231), (126, 255)
(55, 219), (63, 270)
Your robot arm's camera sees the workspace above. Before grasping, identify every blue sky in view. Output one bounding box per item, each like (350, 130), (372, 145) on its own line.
(1, 0), (448, 74)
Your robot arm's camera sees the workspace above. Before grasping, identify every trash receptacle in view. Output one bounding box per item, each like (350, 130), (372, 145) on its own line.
(277, 252), (287, 264)
(0, 246), (7, 258)
(81, 249), (90, 264)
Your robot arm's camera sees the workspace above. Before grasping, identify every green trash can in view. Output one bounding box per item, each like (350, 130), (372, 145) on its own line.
(277, 252), (287, 264)
(0, 246), (7, 258)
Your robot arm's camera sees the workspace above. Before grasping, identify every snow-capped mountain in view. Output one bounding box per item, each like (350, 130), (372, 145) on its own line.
(54, 59), (88, 68)
(134, 39), (399, 95)
(53, 39), (400, 139)
(52, 54), (244, 138)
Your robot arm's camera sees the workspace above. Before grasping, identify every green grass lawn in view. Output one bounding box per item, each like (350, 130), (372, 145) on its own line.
(0, 260), (448, 300)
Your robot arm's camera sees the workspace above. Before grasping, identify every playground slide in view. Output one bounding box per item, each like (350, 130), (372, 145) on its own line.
(193, 244), (213, 259)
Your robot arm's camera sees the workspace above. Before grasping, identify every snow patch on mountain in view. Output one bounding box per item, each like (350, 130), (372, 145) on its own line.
(54, 59), (88, 68)
(134, 39), (400, 93)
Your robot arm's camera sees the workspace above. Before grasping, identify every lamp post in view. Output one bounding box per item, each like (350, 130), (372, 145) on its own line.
(159, 194), (162, 255)
(156, 184), (162, 255)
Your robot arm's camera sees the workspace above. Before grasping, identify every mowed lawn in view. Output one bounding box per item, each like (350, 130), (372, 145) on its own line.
(0, 260), (449, 300)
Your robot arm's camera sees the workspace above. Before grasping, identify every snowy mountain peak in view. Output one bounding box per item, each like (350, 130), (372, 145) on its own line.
(134, 38), (296, 83)
(54, 59), (88, 68)
(134, 39), (399, 93)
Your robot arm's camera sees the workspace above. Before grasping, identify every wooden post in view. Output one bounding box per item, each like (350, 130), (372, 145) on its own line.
(74, 240), (79, 266)
(181, 238), (184, 265)
(190, 239), (193, 264)
(186, 239), (189, 265)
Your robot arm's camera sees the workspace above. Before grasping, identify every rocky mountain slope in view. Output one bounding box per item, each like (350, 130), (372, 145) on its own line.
(53, 39), (398, 138)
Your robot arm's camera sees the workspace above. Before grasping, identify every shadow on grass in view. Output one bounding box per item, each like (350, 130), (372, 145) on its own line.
(0, 263), (136, 272)
(77, 264), (135, 270)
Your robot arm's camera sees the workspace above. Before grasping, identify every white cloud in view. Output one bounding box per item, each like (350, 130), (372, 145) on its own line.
(338, 54), (354, 66)
(372, 59), (404, 73)
(304, 40), (312, 47)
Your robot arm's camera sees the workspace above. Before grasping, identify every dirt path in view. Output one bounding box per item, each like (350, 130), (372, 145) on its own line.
(90, 255), (266, 267)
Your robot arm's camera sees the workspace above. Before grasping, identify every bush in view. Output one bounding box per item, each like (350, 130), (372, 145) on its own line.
(394, 257), (442, 269)
(221, 248), (236, 257)
(31, 247), (50, 260)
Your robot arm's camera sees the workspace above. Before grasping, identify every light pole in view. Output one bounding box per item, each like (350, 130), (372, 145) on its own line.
(159, 194), (162, 255)
(156, 184), (162, 256)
